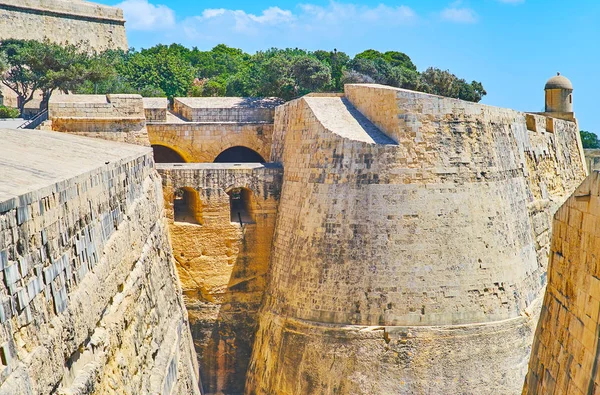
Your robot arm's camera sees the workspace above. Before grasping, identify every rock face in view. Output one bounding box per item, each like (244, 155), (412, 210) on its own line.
(523, 172), (600, 395)
(245, 85), (587, 394)
(157, 163), (283, 395)
(0, 129), (200, 395)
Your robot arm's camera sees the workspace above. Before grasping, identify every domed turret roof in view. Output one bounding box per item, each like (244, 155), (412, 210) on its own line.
(545, 73), (573, 90)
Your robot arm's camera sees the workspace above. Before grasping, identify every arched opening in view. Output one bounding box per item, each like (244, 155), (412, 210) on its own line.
(570, 94), (572, 104)
(173, 187), (203, 225)
(153, 145), (186, 163)
(227, 188), (255, 225)
(214, 146), (265, 163)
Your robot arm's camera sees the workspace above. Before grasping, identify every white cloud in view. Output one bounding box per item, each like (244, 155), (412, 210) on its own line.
(440, 6), (478, 23)
(116, 0), (176, 31)
(179, 1), (418, 44)
(298, 2), (416, 26)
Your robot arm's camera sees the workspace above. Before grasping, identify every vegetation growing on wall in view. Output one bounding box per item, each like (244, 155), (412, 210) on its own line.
(0, 40), (487, 107)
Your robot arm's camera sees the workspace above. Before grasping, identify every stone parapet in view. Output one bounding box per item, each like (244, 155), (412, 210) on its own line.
(49, 94), (149, 146)
(143, 97), (169, 122)
(173, 97), (283, 123)
(0, 128), (200, 394)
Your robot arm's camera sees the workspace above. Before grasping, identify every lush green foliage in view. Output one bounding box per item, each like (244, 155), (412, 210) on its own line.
(0, 40), (488, 115)
(0, 105), (19, 118)
(0, 39), (114, 114)
(76, 43), (485, 102)
(581, 130), (600, 149)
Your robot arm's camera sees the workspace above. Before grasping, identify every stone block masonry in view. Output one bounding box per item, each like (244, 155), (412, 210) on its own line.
(48, 94), (150, 146)
(0, 129), (200, 394)
(157, 163), (283, 395)
(0, 0), (127, 51)
(174, 97), (283, 123)
(0, 0), (127, 112)
(523, 172), (600, 394)
(148, 122), (273, 163)
(246, 85), (587, 394)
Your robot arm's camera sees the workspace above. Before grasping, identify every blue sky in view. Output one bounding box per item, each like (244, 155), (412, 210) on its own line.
(95, 0), (600, 133)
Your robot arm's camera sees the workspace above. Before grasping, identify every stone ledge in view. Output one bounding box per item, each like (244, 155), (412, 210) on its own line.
(0, 0), (125, 24)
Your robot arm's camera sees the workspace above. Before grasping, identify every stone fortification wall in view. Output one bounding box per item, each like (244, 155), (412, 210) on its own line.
(148, 122), (273, 163)
(48, 94), (149, 146)
(585, 149), (600, 173)
(246, 85), (587, 394)
(157, 163), (282, 395)
(0, 129), (200, 394)
(523, 172), (600, 395)
(143, 97), (169, 122)
(173, 98), (282, 123)
(0, 0), (127, 51)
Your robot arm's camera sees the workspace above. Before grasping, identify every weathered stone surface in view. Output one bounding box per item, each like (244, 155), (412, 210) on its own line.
(0, 0), (128, 110)
(585, 149), (600, 173)
(174, 97), (283, 123)
(246, 84), (587, 394)
(0, 129), (200, 395)
(0, 0), (127, 51)
(148, 120), (273, 164)
(48, 94), (150, 146)
(157, 163), (282, 395)
(523, 171), (600, 395)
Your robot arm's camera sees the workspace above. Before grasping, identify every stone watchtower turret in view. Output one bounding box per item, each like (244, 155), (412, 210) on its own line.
(545, 72), (573, 113)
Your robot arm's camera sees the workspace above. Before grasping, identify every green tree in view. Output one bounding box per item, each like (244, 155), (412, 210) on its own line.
(314, 49), (350, 91)
(291, 55), (331, 95)
(420, 67), (486, 103)
(121, 47), (195, 99)
(355, 49), (417, 71)
(0, 39), (104, 113)
(192, 44), (250, 79)
(581, 131), (600, 149)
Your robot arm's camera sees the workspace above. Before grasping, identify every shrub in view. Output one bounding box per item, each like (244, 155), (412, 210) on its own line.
(0, 106), (20, 118)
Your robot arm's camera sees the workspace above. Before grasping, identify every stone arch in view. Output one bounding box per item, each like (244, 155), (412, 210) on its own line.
(214, 146), (266, 163)
(173, 187), (203, 225)
(152, 144), (187, 163)
(227, 187), (255, 225)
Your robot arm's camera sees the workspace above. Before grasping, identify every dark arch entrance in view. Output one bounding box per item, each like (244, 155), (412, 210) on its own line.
(152, 145), (186, 163)
(214, 146), (265, 163)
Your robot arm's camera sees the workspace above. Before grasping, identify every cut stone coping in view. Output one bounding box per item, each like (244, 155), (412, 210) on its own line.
(175, 97), (284, 109)
(50, 116), (146, 121)
(146, 121), (274, 126)
(304, 96), (398, 145)
(143, 97), (169, 109)
(0, 128), (150, 209)
(156, 163), (282, 171)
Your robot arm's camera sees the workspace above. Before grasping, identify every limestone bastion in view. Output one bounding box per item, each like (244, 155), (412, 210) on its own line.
(41, 79), (587, 394)
(0, 129), (200, 394)
(244, 84), (587, 394)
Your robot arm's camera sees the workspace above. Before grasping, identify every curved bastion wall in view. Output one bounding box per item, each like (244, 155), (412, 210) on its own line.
(245, 85), (587, 394)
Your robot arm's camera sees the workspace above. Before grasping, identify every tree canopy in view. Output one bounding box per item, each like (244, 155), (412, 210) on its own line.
(0, 40), (488, 116)
(581, 131), (600, 149)
(0, 39), (113, 113)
